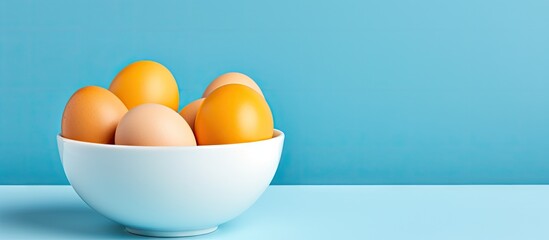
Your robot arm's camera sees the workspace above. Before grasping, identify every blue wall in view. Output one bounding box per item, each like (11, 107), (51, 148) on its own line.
(1, 0), (549, 184)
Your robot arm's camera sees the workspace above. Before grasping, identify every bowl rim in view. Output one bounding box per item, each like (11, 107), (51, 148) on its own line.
(58, 129), (284, 150)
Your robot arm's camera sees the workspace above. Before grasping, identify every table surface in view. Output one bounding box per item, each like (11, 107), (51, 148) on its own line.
(0, 185), (548, 239)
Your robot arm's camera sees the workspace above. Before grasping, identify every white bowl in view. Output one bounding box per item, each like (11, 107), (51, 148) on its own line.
(57, 130), (284, 237)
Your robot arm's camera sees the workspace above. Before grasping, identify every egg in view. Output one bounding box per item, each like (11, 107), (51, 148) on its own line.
(202, 72), (264, 98)
(109, 60), (180, 111)
(115, 103), (196, 146)
(195, 84), (273, 145)
(61, 86), (128, 144)
(179, 98), (205, 131)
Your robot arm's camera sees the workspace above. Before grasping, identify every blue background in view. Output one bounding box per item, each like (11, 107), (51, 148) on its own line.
(1, 0), (548, 184)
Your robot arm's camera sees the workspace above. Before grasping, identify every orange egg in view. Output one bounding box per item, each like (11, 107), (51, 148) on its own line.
(109, 60), (180, 111)
(179, 98), (204, 131)
(115, 103), (196, 146)
(202, 72), (264, 98)
(195, 84), (273, 145)
(61, 86), (128, 144)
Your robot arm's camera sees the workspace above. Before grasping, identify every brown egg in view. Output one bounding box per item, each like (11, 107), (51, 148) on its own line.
(109, 60), (180, 111)
(115, 103), (196, 146)
(202, 72), (264, 98)
(195, 84), (273, 145)
(61, 86), (128, 144)
(179, 98), (204, 131)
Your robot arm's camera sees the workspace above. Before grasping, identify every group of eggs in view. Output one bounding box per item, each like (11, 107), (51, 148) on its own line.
(61, 60), (274, 146)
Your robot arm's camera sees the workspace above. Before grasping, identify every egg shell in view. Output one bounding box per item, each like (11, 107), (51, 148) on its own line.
(61, 86), (128, 144)
(115, 103), (196, 146)
(179, 98), (205, 131)
(195, 84), (273, 145)
(202, 72), (264, 98)
(109, 60), (180, 111)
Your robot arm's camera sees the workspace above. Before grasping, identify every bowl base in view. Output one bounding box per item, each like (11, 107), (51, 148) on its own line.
(126, 226), (218, 237)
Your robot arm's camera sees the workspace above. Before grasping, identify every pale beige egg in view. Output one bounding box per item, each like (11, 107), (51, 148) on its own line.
(115, 103), (196, 146)
(202, 72), (264, 98)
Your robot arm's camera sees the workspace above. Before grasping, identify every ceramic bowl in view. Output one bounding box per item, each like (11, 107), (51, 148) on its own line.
(57, 130), (284, 237)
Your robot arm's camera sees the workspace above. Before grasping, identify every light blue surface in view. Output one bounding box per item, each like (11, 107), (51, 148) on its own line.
(1, 1), (549, 184)
(0, 185), (548, 239)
